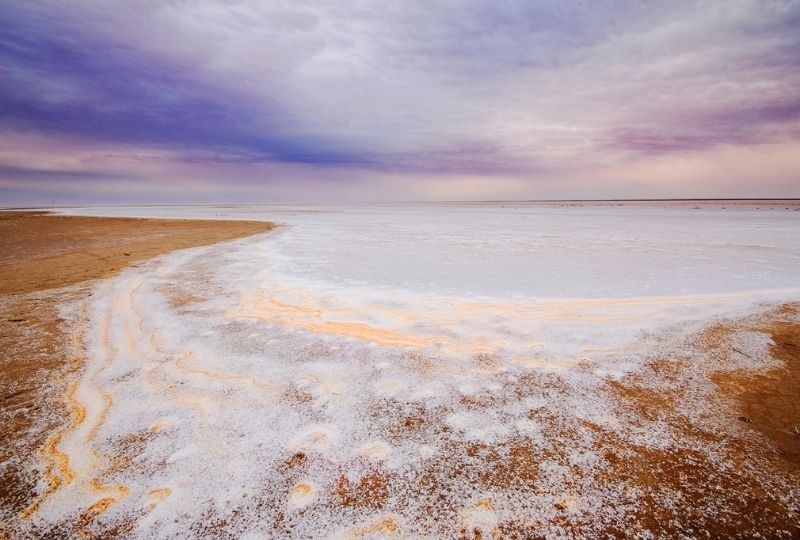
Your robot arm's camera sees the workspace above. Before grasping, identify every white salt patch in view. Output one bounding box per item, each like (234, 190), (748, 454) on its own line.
(514, 419), (540, 435)
(166, 445), (198, 464)
(288, 481), (318, 509)
(418, 444), (436, 459)
(445, 413), (469, 431)
(358, 440), (392, 463)
(460, 500), (499, 535)
(465, 424), (511, 443)
(374, 378), (407, 396)
(458, 384), (478, 395)
(290, 424), (339, 455)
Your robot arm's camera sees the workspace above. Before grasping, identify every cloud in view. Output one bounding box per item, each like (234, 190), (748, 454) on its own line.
(1, 0), (799, 201)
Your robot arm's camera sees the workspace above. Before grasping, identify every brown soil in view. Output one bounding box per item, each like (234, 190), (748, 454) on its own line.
(597, 304), (800, 538)
(714, 306), (800, 464)
(0, 211), (274, 530)
(0, 212), (274, 294)
(335, 471), (391, 509)
(346, 307), (800, 538)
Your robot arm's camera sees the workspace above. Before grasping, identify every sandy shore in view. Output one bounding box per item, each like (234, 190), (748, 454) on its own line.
(0, 212), (274, 530)
(1, 211), (798, 538)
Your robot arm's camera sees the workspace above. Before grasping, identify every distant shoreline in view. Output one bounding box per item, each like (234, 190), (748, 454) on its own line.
(3, 198), (800, 211)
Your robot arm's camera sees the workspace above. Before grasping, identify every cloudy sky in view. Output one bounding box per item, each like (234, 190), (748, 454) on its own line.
(2, 1), (799, 204)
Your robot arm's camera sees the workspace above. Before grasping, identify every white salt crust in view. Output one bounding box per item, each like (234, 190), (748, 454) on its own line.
(16, 204), (800, 537)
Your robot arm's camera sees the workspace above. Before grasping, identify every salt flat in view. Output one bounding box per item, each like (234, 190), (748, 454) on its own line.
(23, 203), (800, 538)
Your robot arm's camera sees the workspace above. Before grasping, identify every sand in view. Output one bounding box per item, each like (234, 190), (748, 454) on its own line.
(0, 212), (275, 295)
(0, 212), (274, 528)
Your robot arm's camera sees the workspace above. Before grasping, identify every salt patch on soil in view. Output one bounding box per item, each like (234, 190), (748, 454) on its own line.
(20, 204), (800, 537)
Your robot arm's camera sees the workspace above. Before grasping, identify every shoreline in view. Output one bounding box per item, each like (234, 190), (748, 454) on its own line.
(4, 198), (800, 210)
(0, 212), (275, 526)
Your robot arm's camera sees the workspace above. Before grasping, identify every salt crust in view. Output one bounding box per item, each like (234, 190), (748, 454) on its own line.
(18, 205), (800, 537)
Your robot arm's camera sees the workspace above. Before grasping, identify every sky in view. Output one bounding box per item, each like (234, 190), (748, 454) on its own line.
(1, 0), (799, 205)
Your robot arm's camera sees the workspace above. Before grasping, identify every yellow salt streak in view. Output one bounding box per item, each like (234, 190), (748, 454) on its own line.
(21, 303), (90, 519)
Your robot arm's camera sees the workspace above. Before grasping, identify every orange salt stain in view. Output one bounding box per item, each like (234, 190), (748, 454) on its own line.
(81, 286), (120, 458)
(236, 288), (760, 359)
(346, 515), (401, 538)
(148, 418), (171, 433)
(90, 478), (129, 497)
(307, 320), (440, 348)
(475, 498), (495, 510)
(292, 482), (312, 496)
(233, 290), (448, 349)
(77, 495), (121, 532)
(86, 391), (114, 443)
(85, 479), (129, 517)
(471, 344), (496, 356)
(76, 290), (129, 517)
(174, 352), (276, 391)
(264, 297), (324, 317)
(82, 497), (115, 519)
(21, 380), (85, 519)
(145, 487), (172, 510)
(554, 497), (578, 511)
(147, 487), (171, 499)
(515, 357), (566, 370)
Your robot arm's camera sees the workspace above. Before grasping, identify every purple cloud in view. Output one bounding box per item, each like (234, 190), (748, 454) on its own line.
(1, 0), (799, 202)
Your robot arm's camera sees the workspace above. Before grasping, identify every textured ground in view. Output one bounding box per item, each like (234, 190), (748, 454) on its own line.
(1, 210), (799, 538)
(0, 212), (274, 536)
